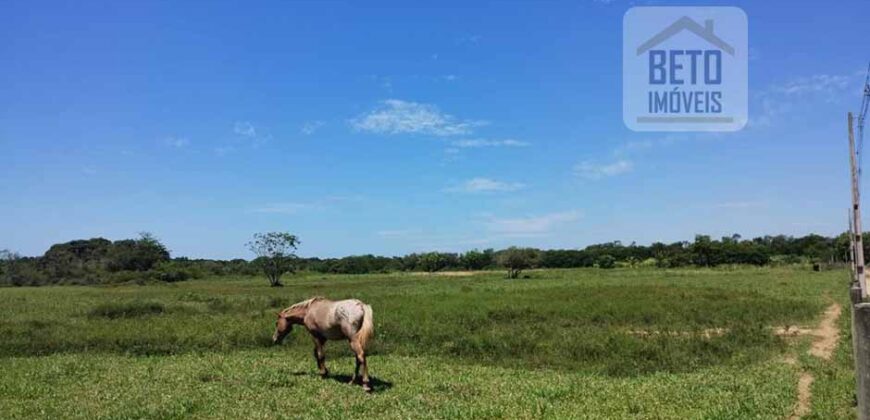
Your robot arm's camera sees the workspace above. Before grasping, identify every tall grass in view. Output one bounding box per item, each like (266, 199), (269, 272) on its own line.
(0, 267), (840, 377)
(88, 300), (165, 319)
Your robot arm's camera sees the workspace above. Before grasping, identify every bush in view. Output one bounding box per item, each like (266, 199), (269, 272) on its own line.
(639, 258), (658, 267)
(156, 269), (190, 283)
(88, 301), (165, 319)
(105, 270), (147, 284)
(153, 261), (201, 283)
(596, 254), (616, 269)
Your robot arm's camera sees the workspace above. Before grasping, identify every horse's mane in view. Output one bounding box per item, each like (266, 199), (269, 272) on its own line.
(281, 296), (325, 314)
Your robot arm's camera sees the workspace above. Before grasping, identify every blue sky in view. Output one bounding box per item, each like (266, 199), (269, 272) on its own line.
(1, 0), (868, 259)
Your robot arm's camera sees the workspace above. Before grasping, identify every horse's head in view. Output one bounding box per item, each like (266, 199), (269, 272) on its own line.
(272, 312), (293, 344)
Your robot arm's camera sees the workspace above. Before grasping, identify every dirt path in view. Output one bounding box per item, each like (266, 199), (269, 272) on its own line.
(788, 302), (842, 419)
(409, 271), (479, 277)
(789, 373), (814, 420)
(808, 303), (842, 360)
(625, 303), (843, 419)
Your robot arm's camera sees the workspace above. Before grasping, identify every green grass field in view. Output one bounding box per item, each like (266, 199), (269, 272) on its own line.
(0, 267), (856, 419)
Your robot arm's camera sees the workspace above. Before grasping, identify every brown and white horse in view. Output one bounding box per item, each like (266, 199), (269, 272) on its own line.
(273, 297), (374, 391)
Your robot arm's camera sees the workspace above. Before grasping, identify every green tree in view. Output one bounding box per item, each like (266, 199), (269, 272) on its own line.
(247, 232), (300, 287)
(0, 249), (19, 285)
(690, 235), (717, 267)
(497, 247), (537, 279)
(460, 249), (494, 270)
(418, 252), (449, 273)
(43, 237), (112, 279)
(106, 233), (170, 272)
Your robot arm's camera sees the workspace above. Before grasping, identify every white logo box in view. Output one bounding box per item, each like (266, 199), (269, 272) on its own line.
(623, 7), (748, 132)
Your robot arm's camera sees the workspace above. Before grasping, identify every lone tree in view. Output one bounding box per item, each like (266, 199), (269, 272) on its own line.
(497, 247), (537, 279)
(246, 232), (300, 287)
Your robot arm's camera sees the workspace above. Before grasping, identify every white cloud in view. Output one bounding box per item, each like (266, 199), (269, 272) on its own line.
(772, 74), (854, 96)
(456, 35), (482, 45)
(249, 203), (310, 214)
(451, 138), (530, 148)
(214, 146), (235, 156)
(486, 210), (582, 236)
(301, 120), (325, 135)
(164, 137), (190, 148)
(350, 99), (485, 136)
(234, 121), (257, 138)
(573, 160), (633, 179)
(751, 70), (865, 127)
(445, 177), (525, 193)
(232, 121), (272, 146)
(611, 134), (705, 159)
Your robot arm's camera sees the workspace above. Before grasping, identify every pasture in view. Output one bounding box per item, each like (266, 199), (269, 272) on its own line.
(0, 267), (856, 419)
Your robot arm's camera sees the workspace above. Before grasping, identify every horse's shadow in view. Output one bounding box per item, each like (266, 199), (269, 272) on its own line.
(290, 371), (393, 393)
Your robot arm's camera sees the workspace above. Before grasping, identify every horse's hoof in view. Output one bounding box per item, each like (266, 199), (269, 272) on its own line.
(347, 378), (357, 385)
(363, 383), (372, 393)
(320, 371), (329, 378)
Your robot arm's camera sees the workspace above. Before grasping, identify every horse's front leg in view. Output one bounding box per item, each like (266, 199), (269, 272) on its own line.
(312, 337), (328, 377)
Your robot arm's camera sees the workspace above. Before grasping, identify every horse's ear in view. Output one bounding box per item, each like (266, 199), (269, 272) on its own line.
(276, 311), (283, 318)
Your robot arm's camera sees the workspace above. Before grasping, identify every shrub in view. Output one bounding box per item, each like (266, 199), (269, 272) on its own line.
(596, 254), (616, 269)
(88, 301), (165, 319)
(154, 261), (201, 283)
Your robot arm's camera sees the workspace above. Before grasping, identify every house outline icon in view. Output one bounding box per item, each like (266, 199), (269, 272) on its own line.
(636, 16), (735, 56)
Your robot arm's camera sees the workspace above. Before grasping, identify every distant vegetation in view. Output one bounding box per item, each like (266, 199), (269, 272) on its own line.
(0, 232), (857, 286)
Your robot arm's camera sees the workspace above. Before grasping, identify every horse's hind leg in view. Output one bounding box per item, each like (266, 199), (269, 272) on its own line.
(347, 339), (360, 384)
(313, 337), (328, 377)
(351, 357), (360, 384)
(349, 339), (370, 392)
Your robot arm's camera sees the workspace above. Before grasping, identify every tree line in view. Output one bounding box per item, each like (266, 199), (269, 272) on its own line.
(0, 231), (856, 286)
(294, 233), (851, 275)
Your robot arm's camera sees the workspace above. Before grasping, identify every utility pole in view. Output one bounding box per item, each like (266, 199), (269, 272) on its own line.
(850, 112), (868, 298)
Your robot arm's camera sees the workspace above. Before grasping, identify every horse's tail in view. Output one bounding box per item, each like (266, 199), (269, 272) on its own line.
(356, 303), (374, 350)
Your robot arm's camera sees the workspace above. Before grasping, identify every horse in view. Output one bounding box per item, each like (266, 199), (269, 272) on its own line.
(273, 297), (375, 392)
